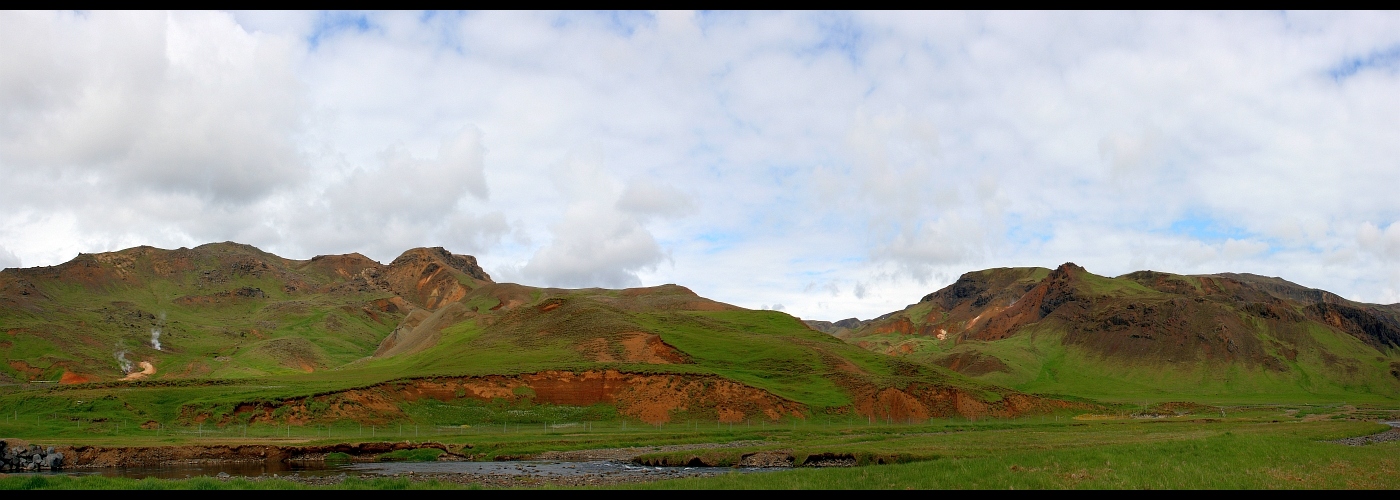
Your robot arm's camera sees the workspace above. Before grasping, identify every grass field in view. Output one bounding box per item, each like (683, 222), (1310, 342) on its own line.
(0, 400), (1394, 487)
(631, 419), (1400, 489)
(1, 405), (1396, 489)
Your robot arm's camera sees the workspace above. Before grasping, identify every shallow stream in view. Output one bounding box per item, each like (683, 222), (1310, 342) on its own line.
(17, 459), (775, 483)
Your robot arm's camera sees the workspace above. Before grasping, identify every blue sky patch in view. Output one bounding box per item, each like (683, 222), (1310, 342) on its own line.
(694, 231), (741, 254)
(807, 13), (864, 67)
(307, 11), (375, 49)
(1005, 217), (1054, 246)
(1167, 213), (1252, 242)
(1329, 44), (1400, 81)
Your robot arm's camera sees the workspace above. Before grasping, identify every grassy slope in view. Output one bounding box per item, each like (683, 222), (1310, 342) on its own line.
(1, 266), (397, 382)
(298, 310), (986, 410)
(0, 287), (996, 433)
(845, 268), (1400, 403)
(894, 326), (1396, 404)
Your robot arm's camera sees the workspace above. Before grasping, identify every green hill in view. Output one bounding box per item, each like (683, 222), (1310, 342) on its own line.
(836, 263), (1400, 403)
(0, 243), (1075, 431)
(0, 242), (487, 382)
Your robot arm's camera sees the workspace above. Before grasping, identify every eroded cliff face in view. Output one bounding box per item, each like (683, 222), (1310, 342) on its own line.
(383, 247), (492, 311)
(850, 384), (1087, 423)
(191, 370), (1067, 427)
(198, 370), (807, 425)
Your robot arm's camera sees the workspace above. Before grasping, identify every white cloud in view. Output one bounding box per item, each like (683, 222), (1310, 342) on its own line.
(521, 204), (665, 288)
(4, 11), (1400, 319)
(874, 215), (988, 283)
(0, 11), (305, 203)
(519, 155), (669, 288)
(1359, 222), (1400, 261)
(285, 127), (503, 260)
(0, 244), (19, 269)
(616, 179), (695, 219)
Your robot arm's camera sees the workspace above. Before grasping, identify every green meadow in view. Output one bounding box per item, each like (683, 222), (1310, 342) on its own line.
(632, 420), (1399, 489)
(866, 324), (1400, 405)
(0, 307), (1002, 436)
(2, 406), (1396, 489)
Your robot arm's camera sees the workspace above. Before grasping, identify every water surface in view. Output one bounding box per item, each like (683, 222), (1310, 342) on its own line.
(28, 459), (774, 481)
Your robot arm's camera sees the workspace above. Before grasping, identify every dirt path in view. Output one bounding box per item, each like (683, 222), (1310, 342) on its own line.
(122, 362), (156, 381)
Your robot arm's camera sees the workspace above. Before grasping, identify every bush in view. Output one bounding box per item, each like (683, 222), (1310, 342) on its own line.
(377, 448), (444, 462)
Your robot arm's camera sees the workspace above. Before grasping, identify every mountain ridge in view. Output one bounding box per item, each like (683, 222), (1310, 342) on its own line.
(0, 242), (1076, 426)
(836, 263), (1400, 401)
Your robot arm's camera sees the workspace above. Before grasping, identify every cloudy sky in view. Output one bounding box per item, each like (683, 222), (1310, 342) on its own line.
(3, 11), (1400, 320)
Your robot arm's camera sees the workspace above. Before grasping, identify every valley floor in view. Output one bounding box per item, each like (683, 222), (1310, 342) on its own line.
(2, 404), (1397, 489)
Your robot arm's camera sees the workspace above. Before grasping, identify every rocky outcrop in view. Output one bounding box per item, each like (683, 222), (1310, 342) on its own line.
(384, 247), (493, 310)
(1, 440), (64, 471)
(173, 286), (267, 306)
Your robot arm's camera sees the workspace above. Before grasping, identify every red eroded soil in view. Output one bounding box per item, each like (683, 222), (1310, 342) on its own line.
(933, 351), (1012, 376)
(617, 332), (689, 363)
(59, 370), (95, 384)
(210, 370), (806, 426)
(573, 332), (689, 364)
(7, 360), (44, 380)
(872, 317), (916, 335)
(370, 297), (409, 313)
(885, 342), (918, 356)
(849, 383), (1090, 422)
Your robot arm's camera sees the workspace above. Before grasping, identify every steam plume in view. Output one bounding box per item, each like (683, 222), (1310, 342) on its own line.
(115, 348), (133, 373)
(150, 311), (165, 350)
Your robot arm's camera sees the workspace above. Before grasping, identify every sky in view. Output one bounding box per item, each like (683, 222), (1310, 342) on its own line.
(2, 11), (1400, 320)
